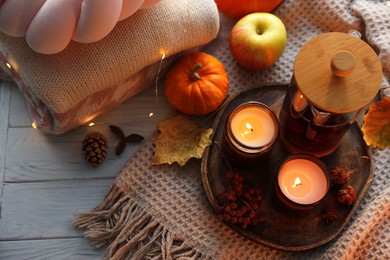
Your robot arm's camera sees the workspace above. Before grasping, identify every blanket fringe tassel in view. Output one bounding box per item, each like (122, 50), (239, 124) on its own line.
(73, 184), (212, 260)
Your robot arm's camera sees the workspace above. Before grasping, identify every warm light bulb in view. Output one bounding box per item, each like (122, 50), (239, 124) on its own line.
(6, 62), (12, 69)
(149, 112), (154, 117)
(159, 48), (168, 58)
(32, 122), (37, 129)
(88, 122), (95, 127)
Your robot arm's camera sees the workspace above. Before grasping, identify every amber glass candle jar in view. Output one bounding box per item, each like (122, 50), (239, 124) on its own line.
(275, 154), (330, 211)
(224, 101), (279, 166)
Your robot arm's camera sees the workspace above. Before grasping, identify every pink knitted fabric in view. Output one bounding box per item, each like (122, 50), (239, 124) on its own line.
(0, 0), (161, 54)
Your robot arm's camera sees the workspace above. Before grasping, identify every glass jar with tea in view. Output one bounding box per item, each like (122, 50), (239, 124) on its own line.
(279, 31), (382, 157)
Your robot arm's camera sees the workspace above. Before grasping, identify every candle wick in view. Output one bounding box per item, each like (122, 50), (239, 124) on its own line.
(292, 177), (303, 188)
(293, 182), (302, 188)
(292, 179), (303, 188)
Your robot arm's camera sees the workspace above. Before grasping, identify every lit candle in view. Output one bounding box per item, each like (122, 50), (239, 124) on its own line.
(277, 154), (330, 208)
(224, 102), (279, 166)
(230, 106), (276, 148)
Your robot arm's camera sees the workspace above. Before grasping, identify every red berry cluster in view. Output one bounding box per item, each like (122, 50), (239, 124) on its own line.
(216, 171), (264, 229)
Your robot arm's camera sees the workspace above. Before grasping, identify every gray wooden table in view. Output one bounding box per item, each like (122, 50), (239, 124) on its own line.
(0, 80), (173, 259)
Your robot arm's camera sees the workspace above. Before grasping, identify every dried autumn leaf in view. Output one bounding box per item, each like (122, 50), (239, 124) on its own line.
(153, 114), (213, 166)
(362, 97), (390, 149)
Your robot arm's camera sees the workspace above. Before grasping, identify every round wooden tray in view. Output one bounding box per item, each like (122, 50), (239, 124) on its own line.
(201, 85), (373, 251)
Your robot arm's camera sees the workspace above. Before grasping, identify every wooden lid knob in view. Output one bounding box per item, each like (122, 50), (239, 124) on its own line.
(330, 50), (356, 77)
(294, 32), (382, 113)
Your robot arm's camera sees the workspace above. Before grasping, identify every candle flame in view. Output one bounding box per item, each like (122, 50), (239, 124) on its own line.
(241, 122), (254, 138)
(245, 123), (253, 132)
(292, 177), (302, 188)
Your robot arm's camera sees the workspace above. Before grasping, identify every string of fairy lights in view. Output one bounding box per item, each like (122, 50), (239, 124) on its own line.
(1, 50), (168, 130)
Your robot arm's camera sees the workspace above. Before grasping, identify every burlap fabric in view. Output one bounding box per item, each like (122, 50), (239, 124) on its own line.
(0, 0), (220, 134)
(74, 0), (390, 259)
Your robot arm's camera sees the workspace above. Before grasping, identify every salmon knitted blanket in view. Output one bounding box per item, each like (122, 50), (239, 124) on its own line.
(0, 0), (220, 134)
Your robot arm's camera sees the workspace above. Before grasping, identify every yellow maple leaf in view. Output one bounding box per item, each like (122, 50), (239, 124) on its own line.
(362, 97), (390, 149)
(153, 114), (213, 166)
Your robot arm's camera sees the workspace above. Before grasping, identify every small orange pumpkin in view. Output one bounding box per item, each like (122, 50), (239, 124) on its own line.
(215, 0), (284, 19)
(164, 52), (229, 116)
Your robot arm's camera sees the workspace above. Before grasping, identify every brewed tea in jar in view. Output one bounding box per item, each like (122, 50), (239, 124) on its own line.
(279, 32), (382, 157)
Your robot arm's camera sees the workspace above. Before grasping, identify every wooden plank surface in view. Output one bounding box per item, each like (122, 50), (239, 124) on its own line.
(0, 80), (174, 259)
(0, 179), (112, 240)
(5, 127), (130, 182)
(0, 81), (12, 196)
(5, 86), (173, 182)
(0, 238), (105, 260)
(8, 82), (31, 127)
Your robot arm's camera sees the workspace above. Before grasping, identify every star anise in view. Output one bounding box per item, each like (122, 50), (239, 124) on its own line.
(109, 125), (144, 155)
(321, 207), (338, 224)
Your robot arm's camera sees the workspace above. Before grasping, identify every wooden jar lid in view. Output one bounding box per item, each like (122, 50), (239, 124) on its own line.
(294, 32), (382, 113)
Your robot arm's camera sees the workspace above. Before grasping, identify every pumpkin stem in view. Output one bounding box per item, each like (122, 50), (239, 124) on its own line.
(189, 62), (203, 81)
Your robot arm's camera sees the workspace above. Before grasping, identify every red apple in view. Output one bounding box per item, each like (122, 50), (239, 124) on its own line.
(229, 13), (287, 71)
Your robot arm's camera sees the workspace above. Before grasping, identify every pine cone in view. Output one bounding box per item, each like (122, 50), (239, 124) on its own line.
(82, 132), (107, 168)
